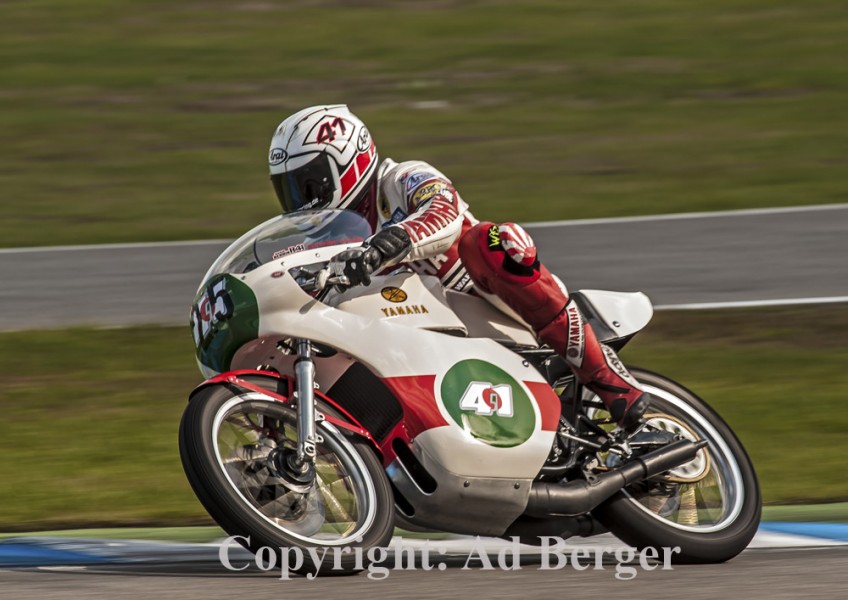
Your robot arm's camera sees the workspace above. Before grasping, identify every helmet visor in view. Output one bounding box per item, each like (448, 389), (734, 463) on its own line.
(271, 154), (337, 214)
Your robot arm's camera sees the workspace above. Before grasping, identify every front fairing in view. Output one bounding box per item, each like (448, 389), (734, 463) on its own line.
(190, 210), (371, 375)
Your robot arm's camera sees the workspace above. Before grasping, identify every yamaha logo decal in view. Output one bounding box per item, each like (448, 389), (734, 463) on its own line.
(381, 287), (408, 303)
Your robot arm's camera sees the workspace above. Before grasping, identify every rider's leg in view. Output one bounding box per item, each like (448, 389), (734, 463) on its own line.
(458, 221), (648, 428)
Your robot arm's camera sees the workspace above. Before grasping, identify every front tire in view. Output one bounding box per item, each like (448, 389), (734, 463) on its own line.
(179, 376), (395, 575)
(592, 368), (761, 563)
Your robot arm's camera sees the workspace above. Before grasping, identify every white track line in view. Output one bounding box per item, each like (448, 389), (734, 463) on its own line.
(655, 296), (848, 311)
(523, 202), (848, 229)
(0, 239), (231, 255)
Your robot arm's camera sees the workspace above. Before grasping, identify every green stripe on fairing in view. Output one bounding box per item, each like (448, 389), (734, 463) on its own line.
(192, 274), (259, 373)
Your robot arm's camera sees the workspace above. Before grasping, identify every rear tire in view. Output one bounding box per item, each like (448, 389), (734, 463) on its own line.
(592, 368), (761, 563)
(179, 375), (394, 575)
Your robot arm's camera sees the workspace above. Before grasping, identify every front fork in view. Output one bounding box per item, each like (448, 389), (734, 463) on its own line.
(294, 339), (321, 465)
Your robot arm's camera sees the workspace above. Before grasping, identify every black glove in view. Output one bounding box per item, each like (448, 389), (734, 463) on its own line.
(367, 226), (412, 267)
(333, 246), (380, 287)
(333, 227), (412, 287)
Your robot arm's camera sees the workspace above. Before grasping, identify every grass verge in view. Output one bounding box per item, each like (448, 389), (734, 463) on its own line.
(3, 503), (847, 544)
(0, 526), (452, 544)
(1, 1), (847, 246)
(1, 304), (847, 531)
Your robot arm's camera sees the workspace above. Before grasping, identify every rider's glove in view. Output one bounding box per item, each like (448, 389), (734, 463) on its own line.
(366, 226), (412, 268)
(331, 227), (412, 287)
(329, 247), (380, 287)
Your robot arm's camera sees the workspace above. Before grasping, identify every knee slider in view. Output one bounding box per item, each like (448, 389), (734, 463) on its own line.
(498, 223), (539, 276)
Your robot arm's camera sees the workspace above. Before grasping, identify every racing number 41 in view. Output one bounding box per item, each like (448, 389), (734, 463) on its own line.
(317, 117), (347, 143)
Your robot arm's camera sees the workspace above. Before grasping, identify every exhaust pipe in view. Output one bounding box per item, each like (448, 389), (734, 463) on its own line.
(503, 513), (606, 544)
(525, 439), (707, 518)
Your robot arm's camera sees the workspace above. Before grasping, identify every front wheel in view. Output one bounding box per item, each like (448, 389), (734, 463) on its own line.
(592, 368), (761, 563)
(179, 376), (395, 575)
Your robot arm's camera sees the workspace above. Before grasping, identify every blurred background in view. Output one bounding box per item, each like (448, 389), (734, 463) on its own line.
(1, 0), (846, 532)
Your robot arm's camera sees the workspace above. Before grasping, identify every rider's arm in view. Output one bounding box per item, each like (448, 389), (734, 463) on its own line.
(381, 161), (468, 261)
(337, 162), (467, 286)
(394, 176), (466, 262)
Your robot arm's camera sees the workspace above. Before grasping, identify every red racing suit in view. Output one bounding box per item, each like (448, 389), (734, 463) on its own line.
(363, 158), (645, 423)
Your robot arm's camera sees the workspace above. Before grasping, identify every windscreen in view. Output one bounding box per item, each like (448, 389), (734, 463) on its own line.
(204, 209), (372, 277)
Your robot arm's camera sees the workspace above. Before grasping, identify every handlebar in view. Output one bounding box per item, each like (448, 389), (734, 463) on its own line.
(290, 265), (350, 297)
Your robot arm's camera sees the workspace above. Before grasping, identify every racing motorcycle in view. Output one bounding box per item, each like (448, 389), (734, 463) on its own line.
(180, 209), (761, 574)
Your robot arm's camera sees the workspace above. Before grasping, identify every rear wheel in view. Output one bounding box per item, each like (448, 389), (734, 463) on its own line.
(592, 368), (761, 563)
(179, 376), (394, 574)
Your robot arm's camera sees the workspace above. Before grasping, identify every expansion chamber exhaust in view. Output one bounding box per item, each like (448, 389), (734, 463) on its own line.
(525, 439), (707, 518)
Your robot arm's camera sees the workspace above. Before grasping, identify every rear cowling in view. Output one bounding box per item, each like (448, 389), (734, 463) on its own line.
(571, 289), (654, 347)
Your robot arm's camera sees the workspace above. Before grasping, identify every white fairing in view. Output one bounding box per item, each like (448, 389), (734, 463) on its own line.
(332, 270), (468, 335)
(217, 249), (558, 478)
(445, 290), (539, 346)
(579, 289), (654, 340)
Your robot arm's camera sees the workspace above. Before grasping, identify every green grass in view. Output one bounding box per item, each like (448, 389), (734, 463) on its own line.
(0, 526), (225, 544)
(2, 505), (847, 542)
(2, 506), (847, 542)
(0, 327), (206, 531)
(1, 1), (846, 247)
(1, 305), (848, 532)
(0, 526), (452, 543)
(762, 503), (848, 524)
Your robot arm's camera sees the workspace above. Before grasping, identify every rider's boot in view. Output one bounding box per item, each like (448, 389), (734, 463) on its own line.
(458, 221), (649, 430)
(536, 299), (649, 430)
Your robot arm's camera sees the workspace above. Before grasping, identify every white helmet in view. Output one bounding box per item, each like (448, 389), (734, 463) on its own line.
(268, 105), (378, 215)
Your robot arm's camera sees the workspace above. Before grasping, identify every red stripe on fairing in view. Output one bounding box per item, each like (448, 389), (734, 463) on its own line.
(339, 164), (357, 197)
(378, 420), (413, 467)
(524, 380), (562, 431)
(381, 374), (447, 438)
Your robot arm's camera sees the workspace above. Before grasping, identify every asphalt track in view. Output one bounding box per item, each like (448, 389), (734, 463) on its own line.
(2, 203), (847, 330)
(1, 543), (847, 599)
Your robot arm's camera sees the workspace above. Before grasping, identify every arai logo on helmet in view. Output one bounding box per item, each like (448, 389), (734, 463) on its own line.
(269, 147), (288, 166)
(356, 127), (371, 152)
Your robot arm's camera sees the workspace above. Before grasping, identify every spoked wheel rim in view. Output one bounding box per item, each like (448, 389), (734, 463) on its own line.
(641, 413), (711, 483)
(211, 395), (378, 545)
(591, 384), (746, 533)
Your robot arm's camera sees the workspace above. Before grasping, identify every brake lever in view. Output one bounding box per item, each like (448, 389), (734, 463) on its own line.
(315, 269), (331, 291)
(290, 267), (350, 296)
(316, 269), (350, 290)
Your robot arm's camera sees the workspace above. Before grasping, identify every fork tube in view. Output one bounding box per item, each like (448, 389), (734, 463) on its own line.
(294, 339), (317, 463)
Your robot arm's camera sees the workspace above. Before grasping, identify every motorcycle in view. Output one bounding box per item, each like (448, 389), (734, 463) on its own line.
(180, 209), (761, 574)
